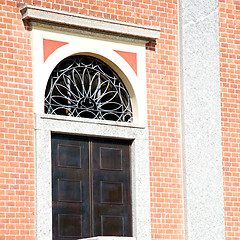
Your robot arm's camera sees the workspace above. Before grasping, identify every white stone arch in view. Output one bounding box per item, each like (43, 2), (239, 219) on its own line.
(34, 41), (147, 124)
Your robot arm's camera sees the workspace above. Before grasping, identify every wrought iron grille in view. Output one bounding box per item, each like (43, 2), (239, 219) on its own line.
(45, 55), (133, 122)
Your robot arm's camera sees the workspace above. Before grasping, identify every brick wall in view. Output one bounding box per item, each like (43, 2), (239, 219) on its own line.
(146, 1), (184, 239)
(0, 1), (35, 239)
(0, 0), (184, 239)
(219, 0), (240, 239)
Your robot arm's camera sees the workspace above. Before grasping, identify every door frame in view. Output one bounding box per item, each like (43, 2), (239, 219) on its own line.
(35, 113), (150, 240)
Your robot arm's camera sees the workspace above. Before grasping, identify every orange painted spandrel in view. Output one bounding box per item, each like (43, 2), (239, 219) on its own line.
(43, 38), (68, 62)
(114, 50), (138, 76)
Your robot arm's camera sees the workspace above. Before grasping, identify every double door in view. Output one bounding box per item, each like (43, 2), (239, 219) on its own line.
(51, 134), (132, 239)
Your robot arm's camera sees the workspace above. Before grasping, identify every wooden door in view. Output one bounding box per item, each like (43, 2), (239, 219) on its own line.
(91, 138), (132, 236)
(52, 134), (132, 240)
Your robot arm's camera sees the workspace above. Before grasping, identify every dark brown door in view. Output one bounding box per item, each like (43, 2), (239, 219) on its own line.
(91, 138), (132, 237)
(52, 134), (132, 240)
(52, 135), (90, 240)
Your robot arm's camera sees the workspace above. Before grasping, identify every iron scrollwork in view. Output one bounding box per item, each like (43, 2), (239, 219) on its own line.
(45, 55), (133, 122)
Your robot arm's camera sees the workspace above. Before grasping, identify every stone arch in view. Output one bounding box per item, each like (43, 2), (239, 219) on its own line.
(35, 43), (145, 124)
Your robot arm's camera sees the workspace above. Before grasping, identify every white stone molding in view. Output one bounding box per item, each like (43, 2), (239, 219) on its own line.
(35, 114), (151, 240)
(20, 5), (160, 42)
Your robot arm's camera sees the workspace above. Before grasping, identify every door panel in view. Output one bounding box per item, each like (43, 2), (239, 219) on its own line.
(52, 135), (90, 240)
(91, 139), (132, 237)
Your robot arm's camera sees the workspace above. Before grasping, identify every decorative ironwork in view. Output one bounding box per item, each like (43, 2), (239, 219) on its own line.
(45, 55), (133, 122)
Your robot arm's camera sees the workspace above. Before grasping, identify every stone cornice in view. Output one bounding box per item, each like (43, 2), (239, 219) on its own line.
(20, 5), (160, 42)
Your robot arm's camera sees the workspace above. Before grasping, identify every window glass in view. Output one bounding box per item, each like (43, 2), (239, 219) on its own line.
(45, 56), (133, 122)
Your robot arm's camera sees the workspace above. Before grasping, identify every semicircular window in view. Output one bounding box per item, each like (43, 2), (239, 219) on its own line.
(44, 55), (133, 122)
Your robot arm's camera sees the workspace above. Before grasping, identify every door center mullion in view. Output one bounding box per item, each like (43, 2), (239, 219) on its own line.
(89, 138), (94, 237)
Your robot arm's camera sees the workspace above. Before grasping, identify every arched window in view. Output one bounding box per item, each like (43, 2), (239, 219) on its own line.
(45, 55), (133, 122)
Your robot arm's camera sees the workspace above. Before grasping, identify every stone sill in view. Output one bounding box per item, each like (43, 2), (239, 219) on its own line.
(81, 237), (136, 240)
